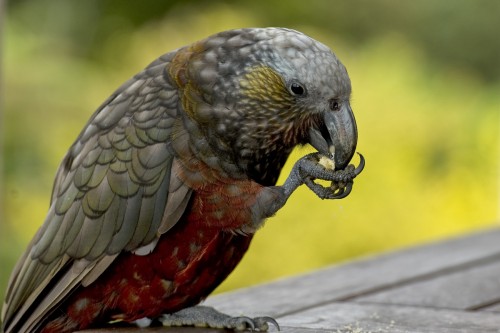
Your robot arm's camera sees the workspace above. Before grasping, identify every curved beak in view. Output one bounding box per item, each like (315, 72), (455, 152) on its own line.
(308, 102), (358, 170)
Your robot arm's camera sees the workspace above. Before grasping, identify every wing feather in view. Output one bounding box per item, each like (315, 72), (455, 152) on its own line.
(59, 204), (85, 254)
(1, 53), (197, 333)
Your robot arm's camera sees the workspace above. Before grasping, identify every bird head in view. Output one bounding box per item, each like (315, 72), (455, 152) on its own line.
(171, 28), (357, 185)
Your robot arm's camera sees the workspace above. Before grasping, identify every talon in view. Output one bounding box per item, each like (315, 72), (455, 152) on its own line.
(333, 187), (345, 196)
(267, 317), (280, 331)
(236, 316), (255, 331)
(333, 182), (352, 199)
(255, 316), (280, 331)
(354, 153), (365, 176)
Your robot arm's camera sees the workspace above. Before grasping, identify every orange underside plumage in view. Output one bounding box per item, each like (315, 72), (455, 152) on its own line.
(40, 188), (255, 333)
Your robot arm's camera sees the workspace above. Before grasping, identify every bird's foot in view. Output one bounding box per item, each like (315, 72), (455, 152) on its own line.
(297, 152), (365, 199)
(160, 305), (280, 331)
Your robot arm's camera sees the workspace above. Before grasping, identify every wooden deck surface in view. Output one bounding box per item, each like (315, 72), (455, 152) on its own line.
(79, 227), (500, 333)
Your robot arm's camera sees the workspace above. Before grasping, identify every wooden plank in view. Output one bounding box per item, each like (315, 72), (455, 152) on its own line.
(482, 303), (500, 313)
(206, 228), (500, 317)
(353, 259), (500, 310)
(77, 327), (225, 333)
(77, 328), (238, 333)
(74, 302), (500, 333)
(77, 325), (329, 332)
(75, 300), (500, 333)
(278, 302), (500, 333)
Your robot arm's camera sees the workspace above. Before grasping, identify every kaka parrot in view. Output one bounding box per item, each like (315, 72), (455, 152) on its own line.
(1, 28), (363, 332)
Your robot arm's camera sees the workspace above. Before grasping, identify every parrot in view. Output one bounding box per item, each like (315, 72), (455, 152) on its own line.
(1, 27), (364, 333)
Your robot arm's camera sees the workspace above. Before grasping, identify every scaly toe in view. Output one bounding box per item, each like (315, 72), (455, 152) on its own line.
(229, 316), (255, 330)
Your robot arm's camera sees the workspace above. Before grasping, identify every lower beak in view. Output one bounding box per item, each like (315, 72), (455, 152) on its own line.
(308, 102), (358, 170)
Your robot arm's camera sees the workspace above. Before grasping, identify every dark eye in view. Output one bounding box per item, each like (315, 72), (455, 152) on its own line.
(290, 82), (306, 96)
(330, 99), (340, 111)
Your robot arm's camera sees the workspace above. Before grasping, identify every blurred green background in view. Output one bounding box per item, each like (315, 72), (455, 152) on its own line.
(1, 0), (499, 305)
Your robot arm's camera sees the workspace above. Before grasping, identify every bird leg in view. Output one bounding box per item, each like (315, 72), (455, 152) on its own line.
(158, 160), (363, 331)
(255, 152), (364, 221)
(160, 305), (280, 331)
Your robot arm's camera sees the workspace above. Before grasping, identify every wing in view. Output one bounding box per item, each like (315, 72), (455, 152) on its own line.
(1, 53), (194, 333)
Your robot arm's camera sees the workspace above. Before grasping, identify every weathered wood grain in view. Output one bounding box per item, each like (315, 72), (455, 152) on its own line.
(77, 325), (326, 332)
(278, 302), (500, 333)
(353, 258), (500, 310)
(80, 298), (500, 333)
(78, 327), (231, 333)
(76, 326), (368, 333)
(206, 228), (500, 317)
(482, 302), (500, 313)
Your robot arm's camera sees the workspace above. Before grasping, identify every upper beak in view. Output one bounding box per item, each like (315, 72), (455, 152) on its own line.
(308, 102), (358, 170)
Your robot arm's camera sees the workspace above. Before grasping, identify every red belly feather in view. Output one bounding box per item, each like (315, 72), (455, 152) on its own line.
(41, 185), (258, 332)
